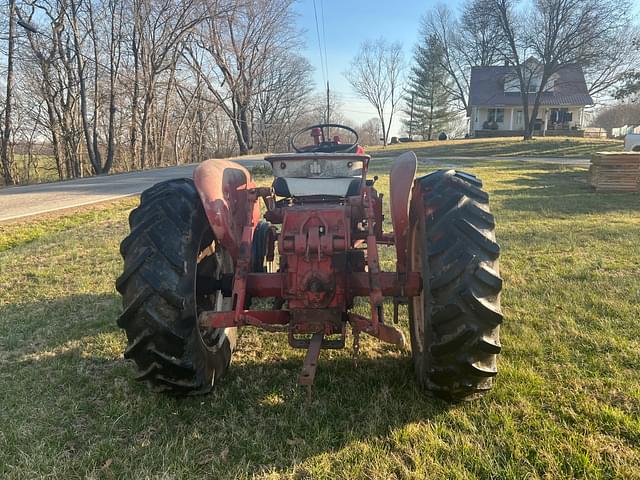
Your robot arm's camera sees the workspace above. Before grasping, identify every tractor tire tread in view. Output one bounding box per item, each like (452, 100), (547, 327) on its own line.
(117, 178), (233, 395)
(409, 169), (503, 401)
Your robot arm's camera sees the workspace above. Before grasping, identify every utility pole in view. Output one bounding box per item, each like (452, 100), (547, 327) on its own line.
(326, 81), (330, 125)
(325, 81), (330, 141)
(1, 0), (16, 185)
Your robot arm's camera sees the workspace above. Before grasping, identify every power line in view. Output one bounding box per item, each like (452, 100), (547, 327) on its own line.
(319, 0), (329, 81)
(312, 0), (327, 87)
(331, 90), (375, 101)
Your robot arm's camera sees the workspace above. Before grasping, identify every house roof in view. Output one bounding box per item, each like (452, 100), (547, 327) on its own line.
(468, 64), (594, 109)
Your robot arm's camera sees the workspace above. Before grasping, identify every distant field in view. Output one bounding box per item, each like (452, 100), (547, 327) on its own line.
(2, 155), (61, 186)
(1, 159), (639, 478)
(368, 136), (623, 158)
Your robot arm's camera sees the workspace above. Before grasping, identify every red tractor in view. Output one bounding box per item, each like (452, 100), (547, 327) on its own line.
(116, 124), (502, 401)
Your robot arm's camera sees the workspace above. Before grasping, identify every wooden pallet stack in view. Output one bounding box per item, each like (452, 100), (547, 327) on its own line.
(589, 152), (640, 192)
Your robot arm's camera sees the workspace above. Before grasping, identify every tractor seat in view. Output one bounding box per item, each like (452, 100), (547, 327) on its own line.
(265, 153), (370, 198)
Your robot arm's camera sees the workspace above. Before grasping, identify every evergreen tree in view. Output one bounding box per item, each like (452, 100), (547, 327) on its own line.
(403, 35), (456, 140)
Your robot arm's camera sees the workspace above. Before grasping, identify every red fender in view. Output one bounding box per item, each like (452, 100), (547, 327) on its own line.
(389, 151), (417, 273)
(193, 159), (260, 260)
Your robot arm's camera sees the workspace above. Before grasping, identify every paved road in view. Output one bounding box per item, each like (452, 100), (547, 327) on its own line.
(0, 155), (588, 222)
(0, 159), (267, 222)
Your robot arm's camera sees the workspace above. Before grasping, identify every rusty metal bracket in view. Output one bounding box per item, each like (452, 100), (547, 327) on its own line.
(299, 331), (324, 395)
(348, 313), (405, 348)
(392, 296), (409, 324)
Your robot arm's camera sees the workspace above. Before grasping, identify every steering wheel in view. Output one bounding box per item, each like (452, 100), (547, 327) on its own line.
(291, 123), (359, 153)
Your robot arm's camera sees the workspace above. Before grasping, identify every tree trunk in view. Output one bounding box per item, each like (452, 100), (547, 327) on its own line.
(237, 106), (252, 155)
(104, 0), (122, 174)
(140, 88), (153, 169)
(230, 107), (250, 156)
(519, 89), (532, 140)
(43, 95), (64, 180)
(379, 112), (387, 147)
(88, 0), (103, 174)
(428, 87), (435, 141)
(130, 14), (140, 170)
(69, 0), (101, 175)
(105, 90), (117, 173)
(174, 83), (199, 165)
(1, 0), (16, 185)
(158, 61), (177, 166)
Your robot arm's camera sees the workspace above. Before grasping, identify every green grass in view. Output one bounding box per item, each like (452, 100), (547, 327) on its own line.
(1, 159), (639, 478)
(2, 154), (63, 186)
(0, 201), (139, 253)
(368, 136), (623, 158)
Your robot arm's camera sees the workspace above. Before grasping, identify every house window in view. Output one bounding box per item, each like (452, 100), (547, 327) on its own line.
(550, 108), (573, 124)
(516, 110), (523, 126)
(488, 108), (504, 123)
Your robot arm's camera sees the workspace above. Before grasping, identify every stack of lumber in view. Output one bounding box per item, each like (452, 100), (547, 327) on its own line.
(589, 152), (640, 192)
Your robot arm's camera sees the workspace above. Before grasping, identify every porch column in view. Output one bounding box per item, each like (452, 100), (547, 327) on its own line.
(579, 107), (584, 128)
(543, 109), (548, 136)
(509, 108), (514, 130)
(469, 107), (475, 134)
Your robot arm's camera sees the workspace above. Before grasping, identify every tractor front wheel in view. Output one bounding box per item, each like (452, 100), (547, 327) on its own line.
(408, 170), (503, 401)
(116, 178), (236, 395)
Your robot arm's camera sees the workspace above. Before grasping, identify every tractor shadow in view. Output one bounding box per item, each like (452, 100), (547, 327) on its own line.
(160, 353), (456, 473)
(0, 292), (122, 360)
(1, 292), (456, 475)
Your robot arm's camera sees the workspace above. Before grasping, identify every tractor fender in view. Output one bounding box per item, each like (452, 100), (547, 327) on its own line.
(389, 151), (417, 273)
(193, 159), (259, 260)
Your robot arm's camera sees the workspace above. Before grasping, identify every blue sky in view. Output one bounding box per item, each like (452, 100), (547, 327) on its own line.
(294, 0), (465, 133)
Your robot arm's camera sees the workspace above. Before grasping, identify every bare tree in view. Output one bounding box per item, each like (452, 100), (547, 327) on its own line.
(187, 0), (299, 155)
(585, 27), (639, 99)
(103, 0), (124, 172)
(20, 2), (85, 179)
(420, 2), (504, 114)
(252, 54), (313, 152)
(459, 0), (504, 68)
(1, 0), (322, 185)
(344, 38), (404, 146)
(304, 91), (346, 127)
(358, 117), (381, 146)
(421, 6), (469, 113)
(133, 0), (206, 168)
(485, 0), (635, 140)
(590, 102), (640, 131)
(67, 0), (105, 174)
(172, 73), (203, 164)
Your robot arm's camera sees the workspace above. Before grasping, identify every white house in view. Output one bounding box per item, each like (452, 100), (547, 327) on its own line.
(468, 60), (594, 137)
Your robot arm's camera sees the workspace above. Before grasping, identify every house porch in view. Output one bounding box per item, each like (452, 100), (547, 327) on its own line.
(470, 106), (586, 137)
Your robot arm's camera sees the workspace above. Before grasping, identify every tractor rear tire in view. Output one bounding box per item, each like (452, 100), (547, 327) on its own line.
(116, 178), (236, 395)
(408, 169), (503, 401)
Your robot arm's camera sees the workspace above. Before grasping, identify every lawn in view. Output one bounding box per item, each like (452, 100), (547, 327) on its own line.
(1, 159), (639, 479)
(368, 136), (623, 159)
